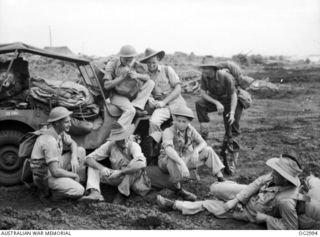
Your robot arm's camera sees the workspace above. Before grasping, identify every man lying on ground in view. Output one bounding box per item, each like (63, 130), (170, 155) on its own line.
(157, 154), (303, 230)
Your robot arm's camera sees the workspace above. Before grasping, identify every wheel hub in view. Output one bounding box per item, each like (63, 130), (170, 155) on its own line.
(4, 152), (16, 165)
(0, 146), (20, 171)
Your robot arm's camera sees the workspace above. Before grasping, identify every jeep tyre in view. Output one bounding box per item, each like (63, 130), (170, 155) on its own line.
(0, 129), (27, 186)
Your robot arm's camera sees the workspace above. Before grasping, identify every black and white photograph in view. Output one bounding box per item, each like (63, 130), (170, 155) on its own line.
(0, 0), (319, 233)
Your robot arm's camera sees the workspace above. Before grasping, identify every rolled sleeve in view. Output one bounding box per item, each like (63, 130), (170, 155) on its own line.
(62, 133), (74, 146)
(200, 75), (208, 91)
(126, 143), (147, 170)
(129, 141), (146, 164)
(189, 126), (203, 145)
(103, 59), (117, 81)
(86, 142), (111, 162)
(223, 71), (236, 96)
(41, 136), (60, 164)
(133, 62), (148, 75)
(167, 66), (181, 87)
(266, 199), (299, 230)
(162, 128), (174, 149)
(236, 174), (270, 204)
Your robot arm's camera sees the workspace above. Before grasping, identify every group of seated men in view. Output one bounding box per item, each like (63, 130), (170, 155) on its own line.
(29, 45), (318, 230)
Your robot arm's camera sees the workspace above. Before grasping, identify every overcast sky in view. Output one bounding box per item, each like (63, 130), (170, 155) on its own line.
(0, 0), (319, 57)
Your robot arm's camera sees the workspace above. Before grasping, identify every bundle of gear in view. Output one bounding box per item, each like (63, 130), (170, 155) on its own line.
(29, 77), (100, 119)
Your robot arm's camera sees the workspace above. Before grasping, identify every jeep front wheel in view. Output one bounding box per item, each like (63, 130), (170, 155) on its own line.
(0, 129), (26, 186)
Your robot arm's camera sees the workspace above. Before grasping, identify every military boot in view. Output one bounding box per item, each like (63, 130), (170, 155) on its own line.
(156, 195), (175, 209)
(175, 188), (197, 201)
(189, 168), (201, 181)
(200, 123), (210, 140)
(80, 189), (104, 202)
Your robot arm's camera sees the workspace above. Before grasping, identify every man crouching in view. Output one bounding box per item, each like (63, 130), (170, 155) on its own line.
(81, 122), (151, 202)
(31, 106), (86, 199)
(158, 106), (225, 201)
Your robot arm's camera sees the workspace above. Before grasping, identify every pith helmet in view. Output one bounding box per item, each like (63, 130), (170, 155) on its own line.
(47, 106), (72, 123)
(171, 106), (194, 120)
(119, 45), (138, 57)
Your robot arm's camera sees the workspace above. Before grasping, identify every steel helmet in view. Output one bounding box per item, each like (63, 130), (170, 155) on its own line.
(172, 106), (194, 120)
(47, 106), (72, 123)
(119, 45), (138, 57)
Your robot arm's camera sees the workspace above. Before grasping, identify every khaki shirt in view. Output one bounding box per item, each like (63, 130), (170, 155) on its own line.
(201, 69), (236, 103)
(86, 140), (146, 170)
(31, 126), (73, 176)
(148, 65), (186, 109)
(103, 58), (148, 97)
(236, 173), (300, 230)
(103, 58), (147, 82)
(162, 124), (203, 158)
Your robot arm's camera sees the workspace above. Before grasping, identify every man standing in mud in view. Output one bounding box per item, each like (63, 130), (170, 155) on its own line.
(195, 64), (243, 175)
(30, 106), (86, 199)
(81, 122), (151, 202)
(103, 45), (154, 129)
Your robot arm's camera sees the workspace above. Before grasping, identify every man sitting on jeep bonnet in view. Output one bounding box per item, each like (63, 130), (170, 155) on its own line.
(103, 45), (154, 130)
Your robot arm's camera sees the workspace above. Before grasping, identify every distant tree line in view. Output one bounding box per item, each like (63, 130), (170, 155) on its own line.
(231, 54), (291, 66)
(167, 51), (294, 66)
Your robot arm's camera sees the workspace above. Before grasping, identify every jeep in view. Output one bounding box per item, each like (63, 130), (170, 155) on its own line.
(0, 42), (151, 186)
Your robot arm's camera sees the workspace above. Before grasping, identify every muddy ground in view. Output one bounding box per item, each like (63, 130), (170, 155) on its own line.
(1, 65), (320, 230)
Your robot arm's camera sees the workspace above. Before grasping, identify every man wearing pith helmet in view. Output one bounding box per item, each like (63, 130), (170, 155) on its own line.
(81, 122), (151, 202)
(103, 45), (155, 129)
(140, 48), (187, 144)
(157, 154), (303, 230)
(157, 106), (225, 201)
(31, 106), (86, 199)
